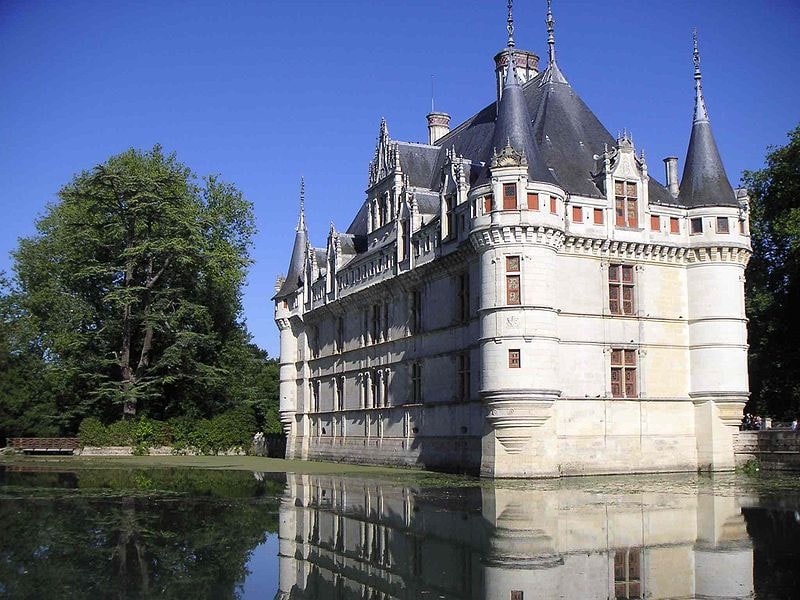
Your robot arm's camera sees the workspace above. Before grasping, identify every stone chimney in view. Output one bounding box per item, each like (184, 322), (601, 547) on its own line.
(427, 112), (451, 145)
(663, 156), (679, 198)
(494, 49), (539, 103)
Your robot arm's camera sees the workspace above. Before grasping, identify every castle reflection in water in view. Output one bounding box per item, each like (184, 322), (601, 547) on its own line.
(272, 474), (753, 600)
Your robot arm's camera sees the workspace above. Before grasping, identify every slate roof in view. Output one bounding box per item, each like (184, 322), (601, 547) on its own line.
(274, 223), (307, 299)
(678, 119), (736, 207)
(396, 142), (439, 189)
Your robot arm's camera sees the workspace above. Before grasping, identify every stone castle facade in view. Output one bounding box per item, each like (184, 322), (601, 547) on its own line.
(273, 4), (751, 478)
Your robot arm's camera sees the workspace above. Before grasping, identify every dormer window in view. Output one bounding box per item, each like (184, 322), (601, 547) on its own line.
(614, 180), (638, 229)
(503, 183), (517, 210)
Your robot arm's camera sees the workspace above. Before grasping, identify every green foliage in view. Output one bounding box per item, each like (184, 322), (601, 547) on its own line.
(744, 125), (800, 418)
(78, 407), (260, 454)
(0, 146), (281, 439)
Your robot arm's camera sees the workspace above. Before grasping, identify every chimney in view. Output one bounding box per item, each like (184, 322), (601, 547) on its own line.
(663, 156), (679, 198)
(427, 112), (451, 145)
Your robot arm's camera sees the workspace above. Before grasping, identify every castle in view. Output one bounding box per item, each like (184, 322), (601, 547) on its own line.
(273, 2), (751, 478)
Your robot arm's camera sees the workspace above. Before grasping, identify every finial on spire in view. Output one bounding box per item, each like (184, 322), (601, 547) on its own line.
(297, 176), (306, 231)
(546, 0), (556, 65)
(691, 29), (709, 123)
(507, 0), (515, 48)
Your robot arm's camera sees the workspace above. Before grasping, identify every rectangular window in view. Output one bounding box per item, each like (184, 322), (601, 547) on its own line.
(508, 349), (521, 369)
(336, 377), (344, 411)
(650, 215), (660, 231)
(549, 195), (557, 214)
(511, 593), (524, 600)
(609, 264), (635, 316)
(371, 304), (381, 344)
(716, 216), (729, 234)
(335, 317), (344, 353)
(382, 303), (390, 341)
(614, 548), (642, 599)
(670, 217), (679, 234)
(411, 362), (422, 403)
(572, 206), (583, 223)
(483, 194), (493, 215)
(309, 325), (320, 359)
(614, 180), (639, 228)
(457, 352), (470, 401)
(506, 255), (521, 305)
(410, 289), (422, 334)
(527, 192), (539, 210)
(457, 271), (470, 323)
(593, 208), (604, 224)
(690, 217), (703, 234)
(610, 349), (637, 398)
(503, 183), (517, 210)
(313, 380), (320, 412)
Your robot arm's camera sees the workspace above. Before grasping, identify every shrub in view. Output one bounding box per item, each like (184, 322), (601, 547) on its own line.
(78, 418), (107, 446)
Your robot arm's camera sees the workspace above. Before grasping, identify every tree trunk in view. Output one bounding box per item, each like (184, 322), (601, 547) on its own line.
(120, 259), (136, 419)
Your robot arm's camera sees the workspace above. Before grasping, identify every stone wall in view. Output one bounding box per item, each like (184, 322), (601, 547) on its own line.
(734, 431), (800, 470)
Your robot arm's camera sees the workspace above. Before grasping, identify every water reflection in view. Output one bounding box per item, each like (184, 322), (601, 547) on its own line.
(275, 474), (755, 600)
(2, 466), (799, 599)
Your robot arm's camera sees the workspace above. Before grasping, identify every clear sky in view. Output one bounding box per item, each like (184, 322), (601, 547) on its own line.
(1, 0), (798, 358)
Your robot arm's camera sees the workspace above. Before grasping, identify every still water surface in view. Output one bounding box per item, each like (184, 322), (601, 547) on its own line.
(0, 466), (799, 599)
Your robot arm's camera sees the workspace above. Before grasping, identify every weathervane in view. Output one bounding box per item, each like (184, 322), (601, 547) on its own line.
(507, 0), (515, 48)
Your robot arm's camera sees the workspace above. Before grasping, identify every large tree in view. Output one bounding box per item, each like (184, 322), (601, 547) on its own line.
(744, 125), (800, 418)
(8, 146), (260, 428)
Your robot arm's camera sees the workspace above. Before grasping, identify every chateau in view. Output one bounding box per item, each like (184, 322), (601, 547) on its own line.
(273, 3), (751, 478)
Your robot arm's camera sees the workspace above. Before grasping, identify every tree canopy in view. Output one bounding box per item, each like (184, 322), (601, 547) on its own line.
(744, 125), (800, 418)
(0, 146), (279, 440)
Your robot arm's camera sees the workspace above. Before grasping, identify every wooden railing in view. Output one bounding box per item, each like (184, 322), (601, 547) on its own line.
(7, 438), (80, 454)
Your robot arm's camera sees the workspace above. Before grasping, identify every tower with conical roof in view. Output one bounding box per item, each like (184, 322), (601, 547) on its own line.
(680, 33), (751, 471)
(274, 179), (309, 447)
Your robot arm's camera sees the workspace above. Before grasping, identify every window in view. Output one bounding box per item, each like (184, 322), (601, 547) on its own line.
(312, 380), (320, 412)
(716, 216), (729, 234)
(410, 289), (422, 334)
(690, 217), (703, 234)
(382, 303), (390, 341)
(508, 349), (521, 369)
(371, 370), (380, 408)
(411, 362), (422, 403)
(670, 217), (680, 234)
(457, 271), (470, 323)
(549, 195), (557, 214)
(371, 304), (381, 344)
(383, 369), (390, 407)
(309, 325), (320, 359)
(335, 317), (344, 353)
(503, 183), (517, 210)
(572, 206), (583, 222)
(609, 264), (635, 316)
(527, 192), (539, 210)
(614, 548), (642, 599)
(611, 349), (637, 398)
(593, 208), (604, 224)
(506, 256), (521, 305)
(650, 215), (660, 231)
(614, 180), (638, 228)
(511, 593), (524, 600)
(457, 352), (470, 401)
(336, 377), (344, 411)
(483, 194), (493, 214)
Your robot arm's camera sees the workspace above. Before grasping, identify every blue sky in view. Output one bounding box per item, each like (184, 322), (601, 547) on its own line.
(1, 0), (798, 357)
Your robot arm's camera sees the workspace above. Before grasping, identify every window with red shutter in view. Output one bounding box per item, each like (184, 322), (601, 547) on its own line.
(593, 208), (604, 224)
(508, 349), (521, 368)
(614, 180), (638, 228)
(549, 196), (557, 214)
(610, 348), (637, 398)
(650, 215), (660, 231)
(527, 193), (539, 210)
(506, 256), (521, 305)
(503, 183), (517, 210)
(572, 206), (583, 222)
(608, 264), (635, 316)
(670, 217), (679, 233)
(484, 195), (493, 214)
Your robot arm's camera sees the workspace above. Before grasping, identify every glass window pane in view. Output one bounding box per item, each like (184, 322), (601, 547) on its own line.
(506, 256), (520, 272)
(611, 350), (622, 366)
(622, 266), (634, 283)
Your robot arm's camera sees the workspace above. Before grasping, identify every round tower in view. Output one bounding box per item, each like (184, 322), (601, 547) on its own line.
(680, 34), (751, 470)
(472, 50), (565, 478)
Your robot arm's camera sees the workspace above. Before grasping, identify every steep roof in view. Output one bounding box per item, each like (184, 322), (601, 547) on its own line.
(274, 209), (307, 299)
(491, 54), (556, 184)
(397, 142), (439, 188)
(678, 37), (736, 208)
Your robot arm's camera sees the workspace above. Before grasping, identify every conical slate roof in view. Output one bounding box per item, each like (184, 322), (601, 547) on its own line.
(274, 186), (308, 300)
(491, 53), (556, 184)
(678, 38), (736, 208)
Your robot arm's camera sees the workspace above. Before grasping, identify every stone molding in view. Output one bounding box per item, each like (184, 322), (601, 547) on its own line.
(470, 225), (565, 252)
(482, 389), (559, 454)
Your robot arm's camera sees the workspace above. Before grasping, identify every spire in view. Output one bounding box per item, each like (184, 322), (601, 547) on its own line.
(546, 0), (555, 65)
(540, 0), (567, 85)
(692, 29), (709, 123)
(506, 0), (515, 48)
(492, 51), (556, 184)
(678, 31), (736, 208)
(297, 176), (306, 231)
(274, 177), (310, 299)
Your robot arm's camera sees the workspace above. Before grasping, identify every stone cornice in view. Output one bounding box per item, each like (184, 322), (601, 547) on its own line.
(561, 235), (751, 266)
(470, 225), (565, 252)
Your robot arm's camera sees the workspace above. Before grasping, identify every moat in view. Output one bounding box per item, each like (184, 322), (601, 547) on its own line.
(1, 462), (798, 599)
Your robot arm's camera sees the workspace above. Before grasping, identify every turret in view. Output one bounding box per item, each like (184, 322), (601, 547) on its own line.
(474, 6), (565, 478)
(680, 33), (751, 470)
(274, 179), (309, 449)
(493, 0), (540, 103)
